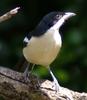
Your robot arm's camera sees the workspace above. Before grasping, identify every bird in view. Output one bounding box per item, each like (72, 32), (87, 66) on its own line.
(22, 11), (76, 92)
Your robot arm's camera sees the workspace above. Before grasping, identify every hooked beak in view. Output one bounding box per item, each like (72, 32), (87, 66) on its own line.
(50, 12), (76, 30)
(64, 12), (76, 20)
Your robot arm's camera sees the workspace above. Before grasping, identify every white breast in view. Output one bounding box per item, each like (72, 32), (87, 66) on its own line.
(23, 29), (62, 66)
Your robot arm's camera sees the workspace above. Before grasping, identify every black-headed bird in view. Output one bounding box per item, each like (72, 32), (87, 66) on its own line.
(23, 12), (76, 92)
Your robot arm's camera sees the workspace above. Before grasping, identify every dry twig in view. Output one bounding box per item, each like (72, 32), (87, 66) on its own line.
(0, 7), (20, 23)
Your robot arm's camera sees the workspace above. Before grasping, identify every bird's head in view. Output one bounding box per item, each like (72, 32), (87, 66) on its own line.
(23, 11), (76, 45)
(41, 12), (76, 30)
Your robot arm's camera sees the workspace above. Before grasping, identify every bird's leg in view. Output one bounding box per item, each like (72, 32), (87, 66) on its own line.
(30, 64), (35, 73)
(48, 67), (73, 100)
(23, 63), (35, 79)
(23, 63), (30, 79)
(48, 66), (60, 92)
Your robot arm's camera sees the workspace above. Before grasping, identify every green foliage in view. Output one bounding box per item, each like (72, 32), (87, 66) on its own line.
(0, 0), (87, 92)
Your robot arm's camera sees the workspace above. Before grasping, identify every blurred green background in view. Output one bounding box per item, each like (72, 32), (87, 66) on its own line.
(0, 0), (87, 94)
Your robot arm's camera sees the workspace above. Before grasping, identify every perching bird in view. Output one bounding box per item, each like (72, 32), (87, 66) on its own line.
(23, 12), (76, 92)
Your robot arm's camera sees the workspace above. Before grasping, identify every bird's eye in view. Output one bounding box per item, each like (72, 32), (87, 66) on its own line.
(56, 15), (59, 17)
(55, 15), (62, 20)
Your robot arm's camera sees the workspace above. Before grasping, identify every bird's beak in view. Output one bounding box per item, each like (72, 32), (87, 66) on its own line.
(50, 12), (76, 30)
(64, 12), (76, 20)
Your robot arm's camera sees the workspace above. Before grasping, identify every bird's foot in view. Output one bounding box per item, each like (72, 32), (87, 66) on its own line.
(51, 75), (73, 100)
(52, 81), (73, 100)
(52, 82), (73, 100)
(52, 78), (60, 92)
(22, 71), (30, 83)
(23, 63), (35, 82)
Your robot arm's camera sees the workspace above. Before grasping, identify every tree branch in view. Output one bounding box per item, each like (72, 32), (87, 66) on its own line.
(0, 66), (87, 100)
(0, 7), (20, 23)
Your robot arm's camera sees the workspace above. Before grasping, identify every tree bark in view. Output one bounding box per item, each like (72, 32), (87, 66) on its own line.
(0, 67), (87, 100)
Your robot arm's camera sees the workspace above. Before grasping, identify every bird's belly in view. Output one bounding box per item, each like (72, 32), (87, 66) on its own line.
(23, 30), (62, 66)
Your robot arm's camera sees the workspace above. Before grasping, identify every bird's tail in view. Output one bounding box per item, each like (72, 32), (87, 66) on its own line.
(15, 56), (28, 72)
